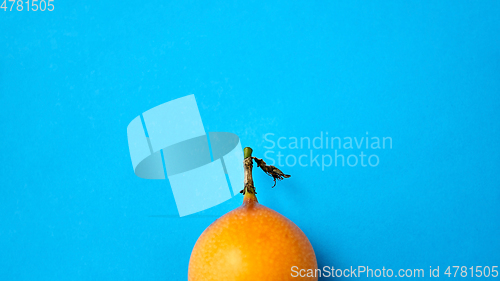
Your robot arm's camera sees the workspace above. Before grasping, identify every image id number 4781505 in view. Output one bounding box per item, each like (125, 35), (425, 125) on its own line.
(1, 0), (54, 11)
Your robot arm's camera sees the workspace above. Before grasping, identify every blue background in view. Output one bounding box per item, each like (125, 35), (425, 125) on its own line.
(1, 1), (499, 280)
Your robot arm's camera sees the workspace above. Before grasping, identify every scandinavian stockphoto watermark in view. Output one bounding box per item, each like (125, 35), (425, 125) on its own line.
(263, 132), (393, 170)
(291, 265), (499, 278)
(127, 95), (244, 217)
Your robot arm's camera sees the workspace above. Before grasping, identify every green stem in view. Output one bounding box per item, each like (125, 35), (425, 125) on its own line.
(244, 147), (253, 159)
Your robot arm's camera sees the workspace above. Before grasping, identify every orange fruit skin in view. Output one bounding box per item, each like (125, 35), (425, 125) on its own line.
(188, 201), (318, 281)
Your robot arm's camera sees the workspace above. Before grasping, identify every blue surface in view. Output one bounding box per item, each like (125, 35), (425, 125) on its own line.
(1, 1), (499, 280)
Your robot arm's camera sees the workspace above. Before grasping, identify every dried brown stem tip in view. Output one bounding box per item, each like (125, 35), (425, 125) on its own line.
(240, 147), (291, 197)
(252, 157), (291, 187)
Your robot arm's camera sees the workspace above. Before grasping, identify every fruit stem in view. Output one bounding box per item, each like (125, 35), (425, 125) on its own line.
(241, 147), (291, 204)
(244, 147), (253, 159)
(243, 147), (258, 204)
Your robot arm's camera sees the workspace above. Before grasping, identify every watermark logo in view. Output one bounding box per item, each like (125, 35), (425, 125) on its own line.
(126, 95), (243, 217)
(263, 132), (392, 170)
